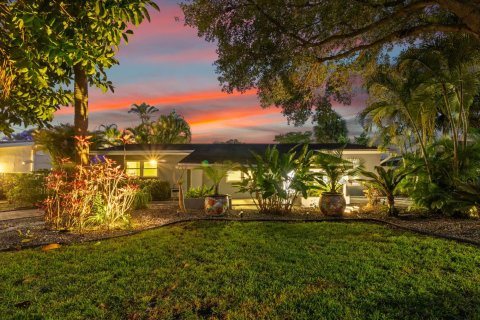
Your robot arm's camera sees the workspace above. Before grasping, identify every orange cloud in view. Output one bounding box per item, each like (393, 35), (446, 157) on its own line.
(55, 88), (257, 115)
(187, 105), (277, 126)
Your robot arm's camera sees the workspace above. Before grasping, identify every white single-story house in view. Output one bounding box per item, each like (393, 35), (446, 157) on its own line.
(92, 143), (383, 203)
(0, 141), (51, 173)
(0, 141), (385, 205)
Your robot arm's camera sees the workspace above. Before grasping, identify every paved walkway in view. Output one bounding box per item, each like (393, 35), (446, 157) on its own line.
(0, 209), (43, 221)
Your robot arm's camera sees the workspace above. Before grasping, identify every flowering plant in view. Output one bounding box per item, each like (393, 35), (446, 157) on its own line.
(43, 157), (138, 230)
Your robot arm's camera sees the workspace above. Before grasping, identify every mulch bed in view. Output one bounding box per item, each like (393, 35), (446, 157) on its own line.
(1, 203), (479, 251)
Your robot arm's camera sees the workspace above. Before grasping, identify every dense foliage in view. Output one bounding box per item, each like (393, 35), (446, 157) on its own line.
(361, 35), (480, 215)
(129, 179), (171, 201)
(0, 172), (47, 208)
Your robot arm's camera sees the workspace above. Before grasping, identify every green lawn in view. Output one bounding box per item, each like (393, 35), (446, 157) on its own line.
(1, 221), (479, 319)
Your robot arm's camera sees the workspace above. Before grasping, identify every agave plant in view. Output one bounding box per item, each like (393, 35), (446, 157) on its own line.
(357, 165), (417, 216)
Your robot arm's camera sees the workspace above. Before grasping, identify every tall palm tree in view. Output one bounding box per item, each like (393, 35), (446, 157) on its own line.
(400, 35), (480, 178)
(147, 110), (192, 144)
(361, 65), (436, 179)
(128, 103), (159, 125)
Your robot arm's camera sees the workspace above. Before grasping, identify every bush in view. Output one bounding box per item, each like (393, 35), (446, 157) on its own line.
(43, 158), (138, 230)
(130, 179), (170, 201)
(0, 172), (48, 208)
(133, 188), (152, 210)
(185, 185), (214, 198)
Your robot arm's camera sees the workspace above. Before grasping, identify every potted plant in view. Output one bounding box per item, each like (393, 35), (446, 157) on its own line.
(202, 161), (234, 215)
(184, 185), (213, 210)
(314, 150), (359, 216)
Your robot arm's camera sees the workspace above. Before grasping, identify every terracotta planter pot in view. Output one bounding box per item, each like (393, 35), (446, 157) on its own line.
(205, 195), (229, 215)
(319, 192), (346, 216)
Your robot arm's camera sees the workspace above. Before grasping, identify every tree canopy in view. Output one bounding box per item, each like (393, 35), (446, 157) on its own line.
(1, 0), (159, 164)
(181, 0), (480, 124)
(133, 110), (192, 144)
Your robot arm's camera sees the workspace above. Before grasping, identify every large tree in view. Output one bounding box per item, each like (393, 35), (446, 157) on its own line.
(181, 0), (480, 124)
(2, 1), (159, 165)
(313, 101), (348, 144)
(274, 131), (312, 144)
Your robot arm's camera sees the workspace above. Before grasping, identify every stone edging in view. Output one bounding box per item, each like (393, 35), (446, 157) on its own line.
(1, 217), (479, 252)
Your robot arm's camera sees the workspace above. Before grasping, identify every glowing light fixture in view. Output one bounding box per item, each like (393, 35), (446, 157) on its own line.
(149, 159), (158, 166)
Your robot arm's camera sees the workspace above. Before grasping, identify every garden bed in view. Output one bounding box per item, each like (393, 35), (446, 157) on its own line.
(1, 203), (480, 251)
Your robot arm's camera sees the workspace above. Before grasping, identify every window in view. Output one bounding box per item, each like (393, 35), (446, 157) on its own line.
(226, 170), (243, 182)
(143, 161), (158, 177)
(126, 161), (140, 176)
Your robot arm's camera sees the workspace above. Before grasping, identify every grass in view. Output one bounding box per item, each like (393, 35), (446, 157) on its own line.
(0, 221), (479, 319)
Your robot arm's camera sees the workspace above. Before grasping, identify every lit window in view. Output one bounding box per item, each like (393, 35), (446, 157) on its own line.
(126, 161), (140, 176)
(143, 161), (158, 177)
(226, 170), (243, 182)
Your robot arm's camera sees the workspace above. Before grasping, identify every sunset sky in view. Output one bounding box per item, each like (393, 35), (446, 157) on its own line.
(53, 0), (367, 143)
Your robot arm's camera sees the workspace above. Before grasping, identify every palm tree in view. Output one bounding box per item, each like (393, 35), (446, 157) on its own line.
(357, 165), (417, 216)
(147, 110), (192, 144)
(97, 124), (122, 148)
(361, 64), (437, 179)
(128, 103), (159, 125)
(33, 124), (76, 167)
(400, 35), (480, 178)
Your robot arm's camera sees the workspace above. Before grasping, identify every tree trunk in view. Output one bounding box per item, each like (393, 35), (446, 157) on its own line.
(178, 181), (186, 213)
(74, 64), (89, 166)
(387, 194), (397, 217)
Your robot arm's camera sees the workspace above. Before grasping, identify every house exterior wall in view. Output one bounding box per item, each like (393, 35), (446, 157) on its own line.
(0, 145), (32, 173)
(344, 152), (383, 197)
(97, 148), (384, 201)
(33, 151), (52, 171)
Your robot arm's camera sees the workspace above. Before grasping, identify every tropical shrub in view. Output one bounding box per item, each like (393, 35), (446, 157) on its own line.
(185, 185), (214, 198)
(236, 145), (317, 214)
(403, 137), (480, 216)
(313, 150), (359, 193)
(43, 158), (138, 230)
(130, 179), (171, 201)
(452, 180), (480, 216)
(0, 172), (48, 208)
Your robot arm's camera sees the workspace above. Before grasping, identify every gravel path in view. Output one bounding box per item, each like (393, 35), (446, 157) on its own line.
(1, 204), (479, 251)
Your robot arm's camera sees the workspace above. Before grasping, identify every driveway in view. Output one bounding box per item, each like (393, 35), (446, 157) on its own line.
(0, 209), (43, 221)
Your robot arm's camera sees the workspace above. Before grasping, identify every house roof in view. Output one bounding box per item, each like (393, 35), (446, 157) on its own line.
(97, 143), (378, 164)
